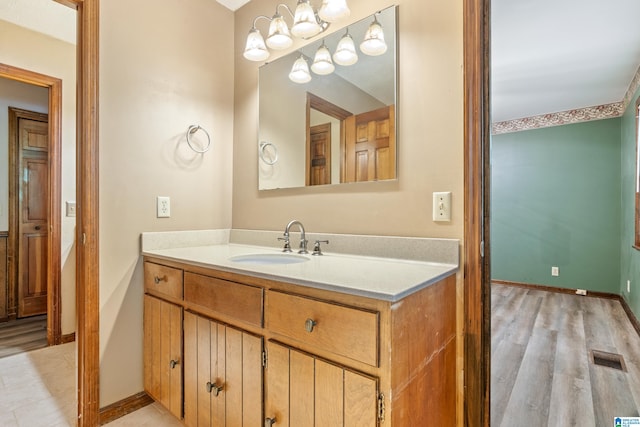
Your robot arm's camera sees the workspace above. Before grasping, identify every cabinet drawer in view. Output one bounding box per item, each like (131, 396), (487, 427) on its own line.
(144, 262), (183, 300)
(266, 291), (379, 366)
(184, 272), (263, 327)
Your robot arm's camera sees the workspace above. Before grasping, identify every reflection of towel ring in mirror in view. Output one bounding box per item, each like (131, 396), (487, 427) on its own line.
(186, 125), (211, 153)
(259, 141), (278, 165)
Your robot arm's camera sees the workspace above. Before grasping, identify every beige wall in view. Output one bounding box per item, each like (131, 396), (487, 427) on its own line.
(99, 0), (235, 406)
(0, 19), (77, 336)
(99, 0), (462, 409)
(234, 2), (465, 420)
(233, 0), (464, 240)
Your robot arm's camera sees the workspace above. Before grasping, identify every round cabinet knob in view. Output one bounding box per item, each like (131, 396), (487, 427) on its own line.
(169, 359), (179, 369)
(154, 275), (166, 284)
(265, 417), (277, 427)
(305, 318), (317, 333)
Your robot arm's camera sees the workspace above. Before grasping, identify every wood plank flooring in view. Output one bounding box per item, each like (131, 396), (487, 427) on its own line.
(492, 284), (640, 426)
(0, 315), (47, 359)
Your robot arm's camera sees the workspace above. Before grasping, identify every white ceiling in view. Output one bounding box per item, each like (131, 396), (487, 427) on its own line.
(491, 0), (640, 123)
(215, 0), (250, 11)
(0, 0), (75, 44)
(4, 0), (638, 124)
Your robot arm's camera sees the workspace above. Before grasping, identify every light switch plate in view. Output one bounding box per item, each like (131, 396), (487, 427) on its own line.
(157, 196), (170, 218)
(66, 201), (76, 217)
(433, 192), (451, 222)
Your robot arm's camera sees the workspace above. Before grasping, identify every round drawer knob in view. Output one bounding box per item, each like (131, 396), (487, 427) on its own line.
(305, 318), (317, 333)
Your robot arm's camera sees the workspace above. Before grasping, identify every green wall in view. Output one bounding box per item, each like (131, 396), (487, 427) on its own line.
(491, 119), (621, 293)
(620, 86), (640, 315)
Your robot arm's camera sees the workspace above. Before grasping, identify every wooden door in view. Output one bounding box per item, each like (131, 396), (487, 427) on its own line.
(265, 341), (379, 427)
(308, 123), (331, 186)
(184, 312), (262, 427)
(15, 113), (49, 318)
(344, 105), (396, 183)
(144, 295), (183, 419)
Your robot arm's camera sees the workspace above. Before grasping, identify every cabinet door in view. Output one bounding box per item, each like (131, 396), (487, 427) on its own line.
(144, 294), (183, 419)
(184, 311), (262, 427)
(265, 341), (379, 427)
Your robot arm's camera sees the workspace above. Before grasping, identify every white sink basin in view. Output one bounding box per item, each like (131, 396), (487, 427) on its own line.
(229, 253), (310, 265)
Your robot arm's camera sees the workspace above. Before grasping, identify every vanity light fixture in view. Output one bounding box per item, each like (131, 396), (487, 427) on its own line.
(243, 24), (271, 61)
(332, 28), (358, 66)
(291, 0), (322, 37)
(360, 13), (387, 56)
(267, 12), (293, 49)
(244, 0), (351, 62)
(318, 0), (350, 22)
(289, 54), (312, 83)
(311, 41), (335, 75)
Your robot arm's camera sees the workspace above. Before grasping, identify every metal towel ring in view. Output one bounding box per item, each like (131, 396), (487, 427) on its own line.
(186, 125), (211, 153)
(259, 141), (278, 165)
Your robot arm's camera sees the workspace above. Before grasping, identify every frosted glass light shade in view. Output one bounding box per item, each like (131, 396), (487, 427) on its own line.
(291, 0), (321, 38)
(289, 55), (312, 83)
(360, 18), (387, 56)
(243, 28), (270, 61)
(333, 32), (358, 66)
(311, 44), (335, 75)
(318, 0), (350, 22)
(266, 14), (293, 49)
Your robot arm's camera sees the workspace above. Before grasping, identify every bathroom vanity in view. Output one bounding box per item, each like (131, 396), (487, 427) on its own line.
(141, 230), (458, 426)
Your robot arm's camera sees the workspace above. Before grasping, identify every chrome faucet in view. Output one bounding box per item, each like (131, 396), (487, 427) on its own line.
(280, 220), (308, 254)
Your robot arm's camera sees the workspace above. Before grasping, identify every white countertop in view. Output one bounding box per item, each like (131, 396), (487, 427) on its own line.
(142, 243), (458, 302)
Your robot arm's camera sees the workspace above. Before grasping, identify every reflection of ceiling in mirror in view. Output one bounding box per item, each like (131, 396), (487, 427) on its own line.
(300, 7), (396, 106)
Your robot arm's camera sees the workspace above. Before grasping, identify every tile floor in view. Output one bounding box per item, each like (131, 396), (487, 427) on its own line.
(0, 343), (182, 426)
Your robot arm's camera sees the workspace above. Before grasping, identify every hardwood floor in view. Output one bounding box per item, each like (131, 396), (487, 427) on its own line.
(0, 315), (47, 358)
(491, 284), (640, 426)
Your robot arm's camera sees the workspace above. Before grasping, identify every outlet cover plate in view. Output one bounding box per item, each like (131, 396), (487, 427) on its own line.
(157, 196), (170, 218)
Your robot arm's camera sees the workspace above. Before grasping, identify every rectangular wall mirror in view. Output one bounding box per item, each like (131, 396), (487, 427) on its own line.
(258, 5), (397, 190)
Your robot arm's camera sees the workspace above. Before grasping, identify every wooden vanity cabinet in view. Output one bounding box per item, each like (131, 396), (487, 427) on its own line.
(183, 311), (263, 427)
(265, 340), (379, 427)
(143, 257), (457, 426)
(143, 294), (183, 419)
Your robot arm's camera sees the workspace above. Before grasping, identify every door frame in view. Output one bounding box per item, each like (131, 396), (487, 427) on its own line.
(7, 106), (58, 325)
(463, 0), (491, 425)
(71, 0), (100, 425)
(1, 71), (62, 345)
(5, 0), (100, 425)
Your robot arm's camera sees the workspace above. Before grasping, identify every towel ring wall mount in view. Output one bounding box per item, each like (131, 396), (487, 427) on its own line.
(186, 125), (211, 153)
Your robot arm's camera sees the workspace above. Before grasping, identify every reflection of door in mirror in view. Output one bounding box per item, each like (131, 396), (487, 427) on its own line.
(344, 105), (395, 183)
(306, 93), (351, 185)
(306, 93), (396, 184)
(308, 123), (331, 186)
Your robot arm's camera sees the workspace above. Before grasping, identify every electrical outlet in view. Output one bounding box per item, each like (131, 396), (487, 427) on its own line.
(551, 266), (559, 277)
(576, 289), (587, 296)
(628, 280), (631, 293)
(157, 196), (170, 218)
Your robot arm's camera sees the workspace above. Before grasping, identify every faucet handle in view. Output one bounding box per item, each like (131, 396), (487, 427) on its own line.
(278, 236), (292, 252)
(312, 240), (329, 256)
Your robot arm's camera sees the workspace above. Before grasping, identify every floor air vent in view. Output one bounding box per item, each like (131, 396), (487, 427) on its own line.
(591, 350), (627, 372)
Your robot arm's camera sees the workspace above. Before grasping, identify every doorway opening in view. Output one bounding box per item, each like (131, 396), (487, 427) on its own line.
(0, 68), (63, 349)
